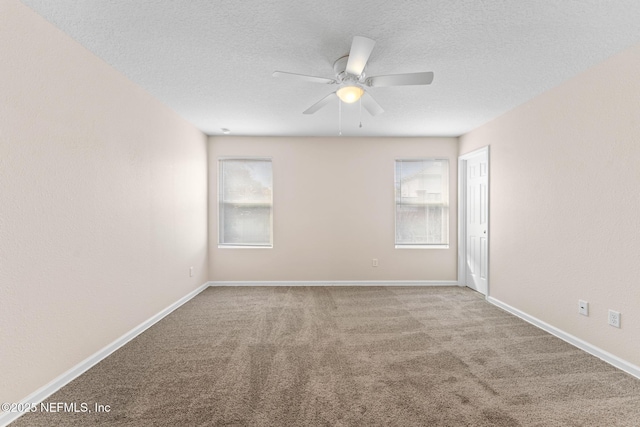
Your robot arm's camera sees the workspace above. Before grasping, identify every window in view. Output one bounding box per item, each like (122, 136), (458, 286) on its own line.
(395, 159), (449, 248)
(218, 158), (273, 248)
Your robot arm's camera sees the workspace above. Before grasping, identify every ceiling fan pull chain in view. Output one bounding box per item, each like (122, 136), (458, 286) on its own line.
(359, 97), (363, 128)
(338, 100), (342, 136)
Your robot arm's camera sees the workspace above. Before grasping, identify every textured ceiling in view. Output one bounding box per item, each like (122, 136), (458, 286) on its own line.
(20, 0), (640, 137)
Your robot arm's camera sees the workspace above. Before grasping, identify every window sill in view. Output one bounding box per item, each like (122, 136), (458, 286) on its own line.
(218, 245), (273, 249)
(395, 245), (449, 249)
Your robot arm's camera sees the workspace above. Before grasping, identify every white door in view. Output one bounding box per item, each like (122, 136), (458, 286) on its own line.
(461, 147), (489, 295)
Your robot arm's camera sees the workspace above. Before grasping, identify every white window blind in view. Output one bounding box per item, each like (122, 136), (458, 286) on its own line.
(395, 159), (449, 247)
(219, 159), (273, 247)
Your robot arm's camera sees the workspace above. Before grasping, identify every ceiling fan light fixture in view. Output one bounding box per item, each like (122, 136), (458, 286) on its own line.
(336, 85), (364, 104)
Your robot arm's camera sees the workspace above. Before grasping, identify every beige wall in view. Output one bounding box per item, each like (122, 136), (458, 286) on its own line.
(460, 43), (640, 366)
(208, 136), (458, 282)
(0, 0), (208, 405)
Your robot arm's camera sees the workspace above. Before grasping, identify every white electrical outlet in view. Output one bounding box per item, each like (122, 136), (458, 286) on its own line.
(372, 259), (379, 267)
(189, 266), (194, 277)
(578, 300), (588, 316)
(608, 310), (621, 328)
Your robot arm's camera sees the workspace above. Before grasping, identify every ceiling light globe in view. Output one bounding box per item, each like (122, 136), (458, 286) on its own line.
(337, 86), (364, 104)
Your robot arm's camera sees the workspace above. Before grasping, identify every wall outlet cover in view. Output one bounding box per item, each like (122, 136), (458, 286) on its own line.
(578, 300), (588, 316)
(608, 310), (621, 328)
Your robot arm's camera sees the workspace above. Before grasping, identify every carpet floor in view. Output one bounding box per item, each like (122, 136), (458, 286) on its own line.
(11, 286), (640, 426)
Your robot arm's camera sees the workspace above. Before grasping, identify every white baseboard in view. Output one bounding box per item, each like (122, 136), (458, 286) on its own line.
(487, 296), (640, 380)
(0, 282), (210, 427)
(209, 280), (461, 287)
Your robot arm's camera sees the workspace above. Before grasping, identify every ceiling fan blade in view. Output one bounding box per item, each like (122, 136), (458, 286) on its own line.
(366, 71), (434, 87)
(273, 71), (336, 85)
(361, 92), (384, 116)
(345, 36), (376, 76)
(303, 92), (337, 114)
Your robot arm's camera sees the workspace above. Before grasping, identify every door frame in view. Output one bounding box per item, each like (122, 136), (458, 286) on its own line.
(457, 145), (490, 296)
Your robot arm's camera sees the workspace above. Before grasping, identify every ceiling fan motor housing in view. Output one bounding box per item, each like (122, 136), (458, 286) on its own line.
(333, 55), (366, 83)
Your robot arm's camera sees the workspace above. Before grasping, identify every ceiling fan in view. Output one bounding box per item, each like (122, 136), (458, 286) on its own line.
(273, 36), (434, 117)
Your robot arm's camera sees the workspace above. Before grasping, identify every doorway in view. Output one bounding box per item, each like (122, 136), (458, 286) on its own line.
(458, 146), (489, 296)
